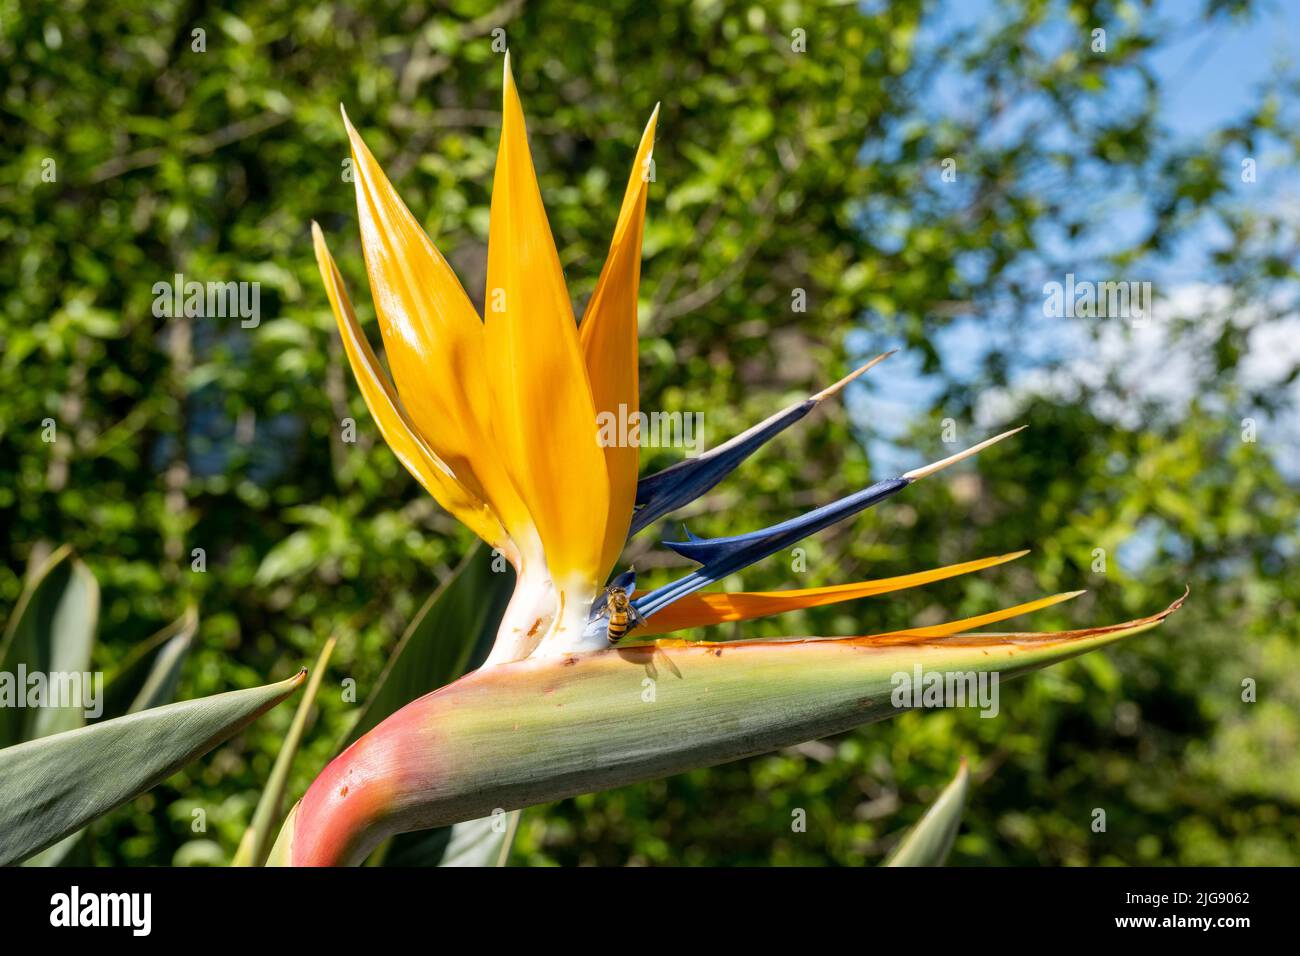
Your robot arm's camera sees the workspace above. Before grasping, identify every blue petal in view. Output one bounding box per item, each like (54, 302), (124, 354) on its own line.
(630, 401), (818, 536)
(633, 476), (910, 619)
(609, 568), (637, 595)
(628, 428), (1025, 624)
(661, 477), (910, 565)
(629, 353), (893, 537)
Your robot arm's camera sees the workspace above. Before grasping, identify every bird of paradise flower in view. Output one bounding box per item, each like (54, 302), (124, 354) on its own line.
(283, 55), (1184, 866)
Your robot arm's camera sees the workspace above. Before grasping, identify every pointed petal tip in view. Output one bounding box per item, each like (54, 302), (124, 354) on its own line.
(339, 106), (367, 155)
(814, 350), (896, 401)
(1034, 588), (1086, 609)
(901, 425), (1026, 481)
(945, 587), (1188, 647)
(310, 222), (337, 275)
(626, 105), (659, 183)
(1170, 583), (1191, 612)
(645, 103), (661, 139)
(488, 42), (613, 591)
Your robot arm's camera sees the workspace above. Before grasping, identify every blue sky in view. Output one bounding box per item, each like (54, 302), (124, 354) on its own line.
(848, 0), (1300, 477)
(925, 0), (1300, 138)
(1150, 0), (1299, 137)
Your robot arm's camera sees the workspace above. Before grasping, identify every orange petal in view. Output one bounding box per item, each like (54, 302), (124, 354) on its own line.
(854, 590), (1087, 645)
(635, 550), (1031, 637)
(581, 106), (658, 578)
(311, 224), (511, 554)
(342, 108), (538, 562)
(485, 54), (609, 588)
(649, 588), (1187, 651)
(907, 586), (1189, 647)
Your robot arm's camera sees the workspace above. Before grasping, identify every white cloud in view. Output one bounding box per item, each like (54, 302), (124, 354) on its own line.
(973, 283), (1300, 475)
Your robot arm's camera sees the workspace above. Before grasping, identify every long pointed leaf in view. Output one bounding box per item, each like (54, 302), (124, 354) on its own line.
(98, 607), (196, 719)
(883, 759), (970, 866)
(0, 671), (304, 866)
(0, 546), (99, 746)
(125, 606), (197, 715)
(28, 606), (198, 867)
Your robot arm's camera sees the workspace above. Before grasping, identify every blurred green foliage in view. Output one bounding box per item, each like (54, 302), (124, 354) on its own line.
(1, 0), (1297, 865)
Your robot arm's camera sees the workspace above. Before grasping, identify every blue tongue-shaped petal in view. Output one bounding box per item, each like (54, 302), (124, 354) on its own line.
(629, 353), (894, 537)
(633, 477), (909, 619)
(630, 428), (1025, 624)
(661, 478), (908, 566)
(609, 568), (637, 595)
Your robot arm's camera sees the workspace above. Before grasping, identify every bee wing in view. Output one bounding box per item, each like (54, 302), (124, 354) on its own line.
(587, 592), (612, 624)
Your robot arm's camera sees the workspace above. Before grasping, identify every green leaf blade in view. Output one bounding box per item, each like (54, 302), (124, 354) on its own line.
(883, 759), (970, 867)
(125, 606), (198, 715)
(0, 546), (100, 746)
(0, 670), (304, 866)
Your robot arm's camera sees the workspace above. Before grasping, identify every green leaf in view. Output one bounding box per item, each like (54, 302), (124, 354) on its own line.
(26, 605), (198, 867)
(0, 545), (100, 746)
(100, 605), (198, 719)
(370, 810), (520, 867)
(437, 811), (521, 867)
(0, 670), (305, 866)
(883, 759), (970, 867)
(128, 615), (195, 714)
(232, 637), (335, 867)
(1, 546), (101, 867)
(343, 544), (515, 749)
(21, 831), (88, 869)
